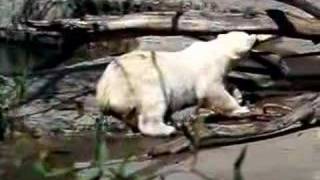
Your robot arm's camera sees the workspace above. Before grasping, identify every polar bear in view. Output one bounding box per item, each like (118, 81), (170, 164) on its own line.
(96, 31), (257, 136)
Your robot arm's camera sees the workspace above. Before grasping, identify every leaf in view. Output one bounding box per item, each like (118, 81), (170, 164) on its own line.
(45, 167), (74, 178)
(32, 161), (49, 177)
(95, 138), (108, 167)
(77, 167), (101, 180)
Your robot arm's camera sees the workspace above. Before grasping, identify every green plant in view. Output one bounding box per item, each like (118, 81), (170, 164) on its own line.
(0, 71), (27, 140)
(90, 115), (153, 180)
(12, 67), (28, 102)
(234, 146), (247, 180)
(105, 156), (141, 180)
(94, 115), (108, 178)
(0, 76), (15, 140)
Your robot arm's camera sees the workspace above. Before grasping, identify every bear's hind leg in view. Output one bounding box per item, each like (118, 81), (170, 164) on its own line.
(137, 102), (176, 136)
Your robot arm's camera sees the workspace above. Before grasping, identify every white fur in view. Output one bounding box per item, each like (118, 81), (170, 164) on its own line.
(96, 31), (256, 136)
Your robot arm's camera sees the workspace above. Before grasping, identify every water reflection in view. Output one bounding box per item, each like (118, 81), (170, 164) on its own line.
(0, 133), (168, 180)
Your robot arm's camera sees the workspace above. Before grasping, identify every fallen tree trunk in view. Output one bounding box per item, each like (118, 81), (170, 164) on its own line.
(274, 0), (320, 19)
(149, 98), (317, 156)
(2, 0), (320, 45)
(27, 10), (320, 41)
(0, 27), (63, 47)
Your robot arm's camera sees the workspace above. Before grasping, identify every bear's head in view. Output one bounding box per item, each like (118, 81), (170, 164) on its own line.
(217, 31), (257, 60)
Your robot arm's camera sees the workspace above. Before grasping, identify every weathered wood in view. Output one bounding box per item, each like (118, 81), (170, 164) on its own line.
(0, 27), (62, 47)
(274, 0), (320, 18)
(27, 11), (320, 41)
(2, 56), (114, 77)
(149, 101), (316, 156)
(31, 56), (114, 76)
(3, 0), (320, 45)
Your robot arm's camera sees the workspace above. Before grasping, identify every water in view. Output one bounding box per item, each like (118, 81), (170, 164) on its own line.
(0, 133), (170, 180)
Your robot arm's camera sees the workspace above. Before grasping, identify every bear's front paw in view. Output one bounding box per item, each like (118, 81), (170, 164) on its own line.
(228, 106), (250, 117)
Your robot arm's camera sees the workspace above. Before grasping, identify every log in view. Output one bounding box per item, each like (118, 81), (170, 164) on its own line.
(27, 10), (320, 41)
(266, 10), (320, 39)
(30, 56), (114, 76)
(3, 0), (320, 45)
(0, 27), (62, 47)
(149, 101), (316, 156)
(232, 50), (288, 79)
(2, 56), (113, 77)
(81, 0), (320, 19)
(274, 0), (320, 18)
(73, 0), (218, 15)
